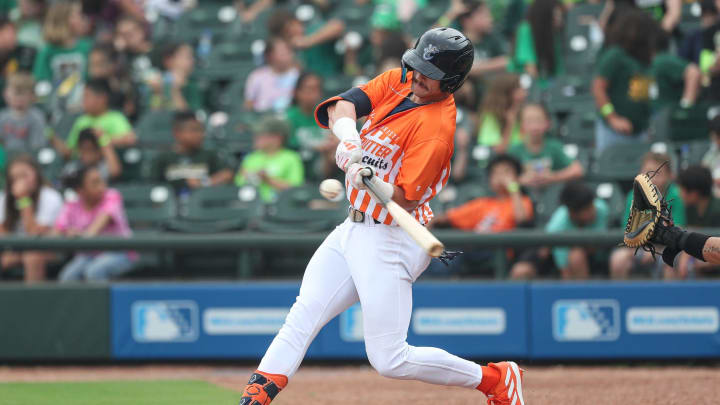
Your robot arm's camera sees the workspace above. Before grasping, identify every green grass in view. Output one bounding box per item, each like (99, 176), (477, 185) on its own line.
(0, 379), (240, 405)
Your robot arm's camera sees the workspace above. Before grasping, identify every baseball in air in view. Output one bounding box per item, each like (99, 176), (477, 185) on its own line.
(319, 179), (344, 201)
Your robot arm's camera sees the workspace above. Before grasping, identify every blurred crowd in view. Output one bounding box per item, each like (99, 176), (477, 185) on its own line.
(0, 0), (718, 283)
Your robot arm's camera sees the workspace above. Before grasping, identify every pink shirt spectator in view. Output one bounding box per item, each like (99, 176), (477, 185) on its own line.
(244, 66), (299, 112)
(55, 188), (137, 259)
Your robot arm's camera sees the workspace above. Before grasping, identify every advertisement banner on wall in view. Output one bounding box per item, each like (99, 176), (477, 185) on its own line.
(111, 282), (529, 360)
(530, 282), (720, 359)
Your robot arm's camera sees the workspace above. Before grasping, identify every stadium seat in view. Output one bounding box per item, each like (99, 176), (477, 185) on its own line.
(528, 183), (563, 226)
(135, 111), (175, 147)
(256, 184), (349, 233)
(51, 112), (82, 140)
(173, 3), (237, 43)
(668, 104), (710, 142)
(35, 147), (63, 185)
(586, 181), (626, 227)
(590, 142), (652, 182)
(323, 75), (356, 98)
(116, 148), (157, 184)
(166, 185), (261, 232)
(205, 111), (258, 154)
(560, 110), (595, 147)
(114, 184), (177, 229)
(217, 79), (246, 111)
(452, 182), (490, 208)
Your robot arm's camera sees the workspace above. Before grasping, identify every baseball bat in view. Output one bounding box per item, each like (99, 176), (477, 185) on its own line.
(362, 175), (445, 257)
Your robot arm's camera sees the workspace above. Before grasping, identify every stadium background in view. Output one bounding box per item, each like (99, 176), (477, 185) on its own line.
(0, 0), (718, 403)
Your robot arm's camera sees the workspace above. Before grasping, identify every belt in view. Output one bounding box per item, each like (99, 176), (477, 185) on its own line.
(349, 207), (381, 224)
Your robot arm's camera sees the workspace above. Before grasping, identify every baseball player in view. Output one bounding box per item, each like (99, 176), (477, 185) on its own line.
(239, 27), (525, 405)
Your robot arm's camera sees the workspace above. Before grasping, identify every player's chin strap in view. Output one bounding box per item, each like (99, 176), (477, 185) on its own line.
(438, 250), (463, 266)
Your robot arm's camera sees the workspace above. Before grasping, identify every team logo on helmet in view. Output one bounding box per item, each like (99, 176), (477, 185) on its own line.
(422, 44), (439, 60)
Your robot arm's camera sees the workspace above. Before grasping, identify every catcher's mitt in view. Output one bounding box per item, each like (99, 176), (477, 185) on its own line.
(623, 162), (673, 254)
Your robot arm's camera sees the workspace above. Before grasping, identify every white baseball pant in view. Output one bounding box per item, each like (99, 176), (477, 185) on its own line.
(257, 215), (484, 388)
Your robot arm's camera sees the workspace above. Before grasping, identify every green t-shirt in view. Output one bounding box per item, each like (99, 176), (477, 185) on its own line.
(299, 19), (343, 77)
(235, 148), (305, 202)
(66, 111), (133, 150)
(477, 112), (522, 147)
(595, 46), (652, 134)
(285, 106), (325, 150)
(474, 32), (507, 62)
(547, 199), (609, 268)
(509, 21), (564, 88)
(650, 51), (688, 111)
(686, 197), (720, 228)
(152, 148), (231, 192)
(623, 182), (686, 227)
(149, 74), (202, 111)
(508, 138), (572, 172)
(33, 37), (93, 82)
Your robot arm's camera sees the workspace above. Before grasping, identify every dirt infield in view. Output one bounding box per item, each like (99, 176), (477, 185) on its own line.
(1, 364), (718, 404)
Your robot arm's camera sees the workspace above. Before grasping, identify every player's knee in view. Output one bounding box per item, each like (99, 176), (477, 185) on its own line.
(365, 339), (409, 379)
(510, 262), (536, 280)
(567, 248), (587, 266)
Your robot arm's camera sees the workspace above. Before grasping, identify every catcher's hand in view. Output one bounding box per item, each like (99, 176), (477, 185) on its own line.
(623, 162), (675, 254)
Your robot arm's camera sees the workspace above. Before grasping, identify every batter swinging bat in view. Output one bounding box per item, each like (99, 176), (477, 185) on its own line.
(361, 174), (445, 257)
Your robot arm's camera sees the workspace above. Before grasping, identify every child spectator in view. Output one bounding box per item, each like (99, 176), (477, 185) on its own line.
(509, 103), (584, 188)
(148, 42), (200, 112)
(285, 72), (337, 180)
(698, 1), (720, 102)
(610, 152), (685, 279)
(88, 45), (138, 121)
(512, 181), (609, 280)
(62, 128), (121, 181)
(674, 165), (720, 278)
(0, 154), (62, 282)
(54, 164), (136, 282)
(651, 31), (702, 111)
(245, 37), (300, 113)
(677, 165), (720, 228)
(235, 116), (304, 202)
(0, 15), (37, 108)
(592, 9), (658, 154)
(433, 154), (533, 232)
(113, 16), (153, 83)
(267, 8), (345, 77)
(0, 72), (47, 155)
(151, 110), (233, 193)
(33, 0), (92, 83)
(52, 78), (136, 159)
(458, 0), (507, 81)
(701, 115), (720, 196)
(509, 0), (565, 87)
(476, 73), (525, 152)
(11, 0), (47, 50)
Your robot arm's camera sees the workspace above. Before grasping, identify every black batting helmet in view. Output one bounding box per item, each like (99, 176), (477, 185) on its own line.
(401, 27), (474, 93)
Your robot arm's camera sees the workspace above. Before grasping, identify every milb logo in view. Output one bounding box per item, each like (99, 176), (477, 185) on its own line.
(552, 299), (620, 342)
(132, 300), (199, 343)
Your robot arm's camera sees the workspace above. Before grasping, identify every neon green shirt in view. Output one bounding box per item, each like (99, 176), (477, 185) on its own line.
(477, 112), (522, 147)
(235, 148), (305, 202)
(66, 111), (133, 150)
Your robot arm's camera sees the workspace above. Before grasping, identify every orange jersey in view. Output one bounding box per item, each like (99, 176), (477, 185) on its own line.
(446, 196), (534, 233)
(315, 68), (456, 225)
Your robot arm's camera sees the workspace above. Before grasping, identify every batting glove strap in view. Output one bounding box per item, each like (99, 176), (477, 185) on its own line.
(335, 139), (362, 172)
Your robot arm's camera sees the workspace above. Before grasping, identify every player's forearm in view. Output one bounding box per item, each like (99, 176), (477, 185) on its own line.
(391, 185), (419, 212)
(327, 100), (358, 133)
(701, 237), (720, 264)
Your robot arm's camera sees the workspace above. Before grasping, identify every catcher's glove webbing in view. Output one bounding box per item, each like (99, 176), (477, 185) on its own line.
(623, 161), (676, 257)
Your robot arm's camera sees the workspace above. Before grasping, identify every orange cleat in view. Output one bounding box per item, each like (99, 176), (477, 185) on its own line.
(239, 371), (288, 405)
(485, 361), (525, 405)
